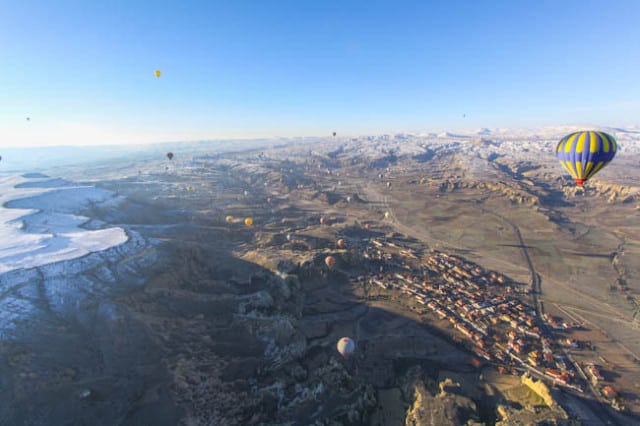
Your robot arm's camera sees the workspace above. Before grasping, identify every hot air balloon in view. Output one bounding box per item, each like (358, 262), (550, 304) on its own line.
(225, 215), (234, 223)
(154, 70), (162, 78)
(556, 131), (617, 185)
(286, 233), (293, 242)
(244, 217), (254, 227)
(384, 211), (390, 219)
(320, 216), (328, 225)
(337, 337), (355, 358)
(167, 152), (174, 160)
(325, 255), (336, 268)
(333, 132), (337, 137)
(26, 117), (30, 121)
(337, 239), (346, 249)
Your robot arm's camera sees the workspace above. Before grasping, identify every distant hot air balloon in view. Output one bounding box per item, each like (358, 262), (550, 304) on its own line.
(320, 216), (328, 225)
(266, 196), (273, 204)
(556, 131), (617, 185)
(336, 337), (355, 358)
(286, 233), (293, 242)
(325, 255), (336, 268)
(225, 215), (234, 223)
(167, 152), (174, 160)
(154, 70), (162, 78)
(336, 239), (346, 249)
(26, 117), (30, 121)
(244, 217), (254, 227)
(333, 132), (337, 137)
(384, 211), (391, 219)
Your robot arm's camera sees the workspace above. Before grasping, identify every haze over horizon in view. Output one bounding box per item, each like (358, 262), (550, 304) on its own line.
(2, 0), (639, 147)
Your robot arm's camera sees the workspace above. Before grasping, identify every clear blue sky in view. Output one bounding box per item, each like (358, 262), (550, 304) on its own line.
(1, 0), (639, 146)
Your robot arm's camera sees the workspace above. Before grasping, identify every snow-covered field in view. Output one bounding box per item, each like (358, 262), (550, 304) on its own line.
(0, 174), (128, 274)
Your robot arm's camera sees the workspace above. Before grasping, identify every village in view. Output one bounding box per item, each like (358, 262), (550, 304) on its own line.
(350, 235), (626, 412)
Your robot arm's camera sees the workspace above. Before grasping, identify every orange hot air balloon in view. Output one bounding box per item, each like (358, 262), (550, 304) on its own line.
(337, 239), (346, 249)
(244, 217), (254, 227)
(320, 216), (328, 225)
(325, 255), (336, 268)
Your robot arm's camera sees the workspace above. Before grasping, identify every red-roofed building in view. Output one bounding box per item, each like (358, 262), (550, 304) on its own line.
(602, 386), (618, 399)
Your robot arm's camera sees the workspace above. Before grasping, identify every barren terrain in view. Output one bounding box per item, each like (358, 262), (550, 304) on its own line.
(1, 128), (639, 425)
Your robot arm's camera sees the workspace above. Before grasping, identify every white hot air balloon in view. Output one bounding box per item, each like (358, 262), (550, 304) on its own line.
(337, 337), (355, 358)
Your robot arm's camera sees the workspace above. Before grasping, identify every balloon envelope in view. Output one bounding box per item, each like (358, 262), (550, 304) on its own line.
(154, 70), (162, 78)
(556, 131), (617, 185)
(225, 215), (234, 223)
(336, 337), (355, 358)
(337, 239), (346, 249)
(167, 152), (174, 160)
(244, 217), (254, 227)
(320, 216), (328, 225)
(325, 255), (336, 268)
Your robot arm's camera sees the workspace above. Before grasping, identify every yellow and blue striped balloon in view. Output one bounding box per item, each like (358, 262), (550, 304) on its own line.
(556, 131), (617, 185)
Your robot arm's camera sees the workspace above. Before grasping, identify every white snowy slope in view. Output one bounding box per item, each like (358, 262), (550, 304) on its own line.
(0, 174), (128, 274)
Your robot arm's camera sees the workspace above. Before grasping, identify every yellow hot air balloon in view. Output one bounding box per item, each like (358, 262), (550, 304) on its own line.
(384, 211), (390, 219)
(244, 217), (254, 227)
(154, 70), (162, 78)
(225, 215), (234, 223)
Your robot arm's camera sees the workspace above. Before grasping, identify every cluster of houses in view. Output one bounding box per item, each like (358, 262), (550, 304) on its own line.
(361, 240), (585, 390)
(358, 238), (631, 411)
